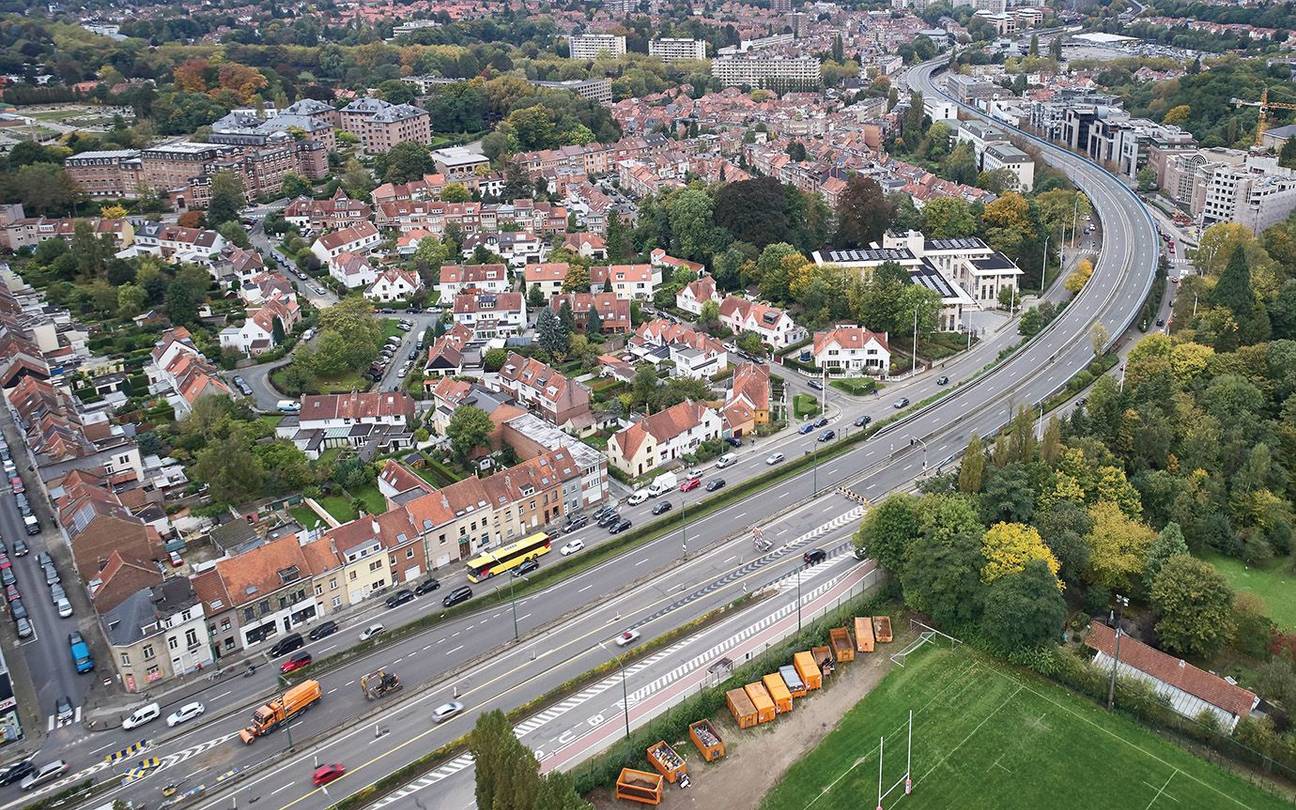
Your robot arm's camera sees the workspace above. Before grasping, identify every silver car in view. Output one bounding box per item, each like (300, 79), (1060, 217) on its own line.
(432, 701), (464, 723)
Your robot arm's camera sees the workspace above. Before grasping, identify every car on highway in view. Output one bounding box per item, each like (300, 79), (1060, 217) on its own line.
(19, 760), (67, 792)
(385, 589), (416, 608)
(513, 559), (540, 577)
(936, 375), (950, 386)
(798, 423), (815, 435)
(807, 379), (824, 390)
(715, 453), (736, 468)
(308, 621), (338, 641)
(313, 764), (346, 786)
(442, 586), (472, 608)
(765, 453), (785, 465)
(854, 414), (872, 428)
(280, 652), (312, 674)
(812, 416), (829, 429)
(592, 505), (616, 521)
(705, 479), (726, 492)
(166, 702), (206, 727)
(559, 539), (585, 556)
(432, 701), (464, 723)
(679, 478), (700, 493)
(803, 548), (827, 565)
(651, 500), (673, 516)
(609, 518), (632, 534)
(0, 759), (34, 786)
(818, 430), (835, 442)
(269, 633), (305, 658)
(122, 702), (161, 730)
(358, 624), (385, 641)
(615, 629), (641, 646)
(414, 578), (441, 595)
(894, 398), (910, 409)
(626, 489), (649, 506)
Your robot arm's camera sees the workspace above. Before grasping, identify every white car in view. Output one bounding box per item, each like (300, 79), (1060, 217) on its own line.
(122, 702), (161, 730)
(715, 453), (736, 469)
(615, 629), (641, 646)
(359, 623), (385, 641)
(626, 489), (649, 506)
(559, 539), (585, 556)
(166, 702), (205, 727)
(765, 453), (785, 465)
(432, 701), (464, 723)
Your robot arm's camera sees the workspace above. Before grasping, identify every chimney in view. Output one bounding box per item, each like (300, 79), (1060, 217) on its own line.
(371, 519), (380, 535)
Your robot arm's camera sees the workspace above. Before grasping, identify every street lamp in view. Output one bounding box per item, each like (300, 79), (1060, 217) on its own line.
(909, 436), (928, 471)
(796, 563), (803, 634)
(506, 574), (529, 642)
(1106, 594), (1130, 711)
(599, 641), (631, 739)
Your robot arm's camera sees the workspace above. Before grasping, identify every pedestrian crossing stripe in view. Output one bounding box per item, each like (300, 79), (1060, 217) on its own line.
(105, 739), (149, 764)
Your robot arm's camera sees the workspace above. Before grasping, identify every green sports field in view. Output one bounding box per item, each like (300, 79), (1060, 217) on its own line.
(761, 645), (1291, 810)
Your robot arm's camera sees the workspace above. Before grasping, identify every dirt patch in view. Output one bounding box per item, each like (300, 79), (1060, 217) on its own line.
(589, 627), (914, 810)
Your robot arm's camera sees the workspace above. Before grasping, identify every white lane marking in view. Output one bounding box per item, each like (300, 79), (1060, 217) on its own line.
(634, 558), (649, 566)
(447, 645), (463, 654)
(271, 782), (296, 795)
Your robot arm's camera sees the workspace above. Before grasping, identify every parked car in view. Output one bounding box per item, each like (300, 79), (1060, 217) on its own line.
(280, 652), (312, 674)
(166, 702), (206, 727)
(765, 453), (785, 465)
(55, 598), (71, 618)
(1, 569), (13, 588)
(19, 760), (68, 792)
(803, 548), (827, 565)
(269, 633), (305, 658)
(819, 430), (835, 442)
(385, 589), (416, 608)
(43, 564), (58, 585)
(0, 759), (35, 786)
(853, 414), (872, 428)
(308, 621), (338, 641)
(313, 764), (346, 786)
(609, 518), (632, 534)
(651, 500), (673, 516)
(4, 585), (17, 603)
(563, 514), (588, 531)
(168, 551), (184, 568)
(442, 586), (472, 608)
(9, 599), (25, 621)
(414, 578), (441, 595)
(513, 559), (540, 577)
(49, 583), (64, 604)
(626, 489), (649, 506)
(432, 701), (464, 723)
(559, 539), (585, 556)
(725, 436), (742, 447)
(894, 397), (910, 409)
(358, 624), (385, 642)
(14, 616), (31, 638)
(705, 479), (726, 492)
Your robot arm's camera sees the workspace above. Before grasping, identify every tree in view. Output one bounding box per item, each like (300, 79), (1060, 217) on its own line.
(534, 770), (593, 810)
(1212, 245), (1269, 347)
(785, 141), (806, 161)
(921, 197), (977, 239)
(206, 172), (244, 229)
(736, 330), (765, 357)
(916, 493), (982, 547)
(1136, 166), (1159, 192)
(981, 561), (1067, 651)
(853, 493), (920, 573)
(164, 278), (200, 324)
(447, 405), (493, 463)
(957, 434), (986, 493)
(1144, 522), (1188, 589)
(381, 142), (434, 183)
(218, 220), (250, 249)
(606, 210), (633, 262)
(536, 307), (568, 357)
(834, 175), (889, 249)
(713, 177), (791, 248)
(1151, 555), (1236, 657)
(1089, 321), (1109, 356)
(1086, 501), (1156, 592)
(981, 192), (1037, 265)
(470, 710), (536, 810)
(900, 529), (986, 629)
(668, 188), (725, 260)
(194, 425), (264, 505)
(1065, 258), (1093, 294)
(561, 265), (590, 293)
(256, 441), (312, 495)
(585, 304), (602, 335)
(1049, 34), (1063, 60)
(318, 297), (382, 371)
(116, 283), (147, 319)
(981, 521), (1061, 586)
(1035, 499), (1092, 588)
(632, 363), (659, 410)
(441, 183), (470, 203)
(281, 173), (312, 198)
(1029, 33), (1040, 57)
(527, 284), (545, 309)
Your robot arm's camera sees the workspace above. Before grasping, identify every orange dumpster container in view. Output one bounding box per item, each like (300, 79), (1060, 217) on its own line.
(646, 740), (688, 785)
(830, 627), (855, 663)
(793, 651), (822, 690)
(855, 616), (875, 653)
(813, 645), (835, 676)
(744, 681), (776, 724)
(726, 687), (758, 729)
(689, 719), (725, 762)
(873, 616), (893, 643)
(616, 768), (664, 805)
(762, 673), (794, 714)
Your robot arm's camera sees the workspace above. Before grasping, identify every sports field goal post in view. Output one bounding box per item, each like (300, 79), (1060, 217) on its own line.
(890, 619), (963, 667)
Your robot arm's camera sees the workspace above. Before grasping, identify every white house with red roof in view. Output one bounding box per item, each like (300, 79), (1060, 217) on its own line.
(298, 391), (415, 431)
(589, 263), (661, 300)
(131, 223), (226, 267)
(523, 263), (570, 300)
(650, 247), (704, 276)
(311, 221), (380, 273)
(424, 323), (473, 379)
(365, 267), (424, 303)
(452, 290), (526, 338)
(608, 399), (723, 477)
(438, 263), (509, 300)
(676, 274), (722, 316)
(218, 292), (301, 357)
(329, 251), (379, 289)
(630, 319), (729, 380)
(563, 232), (607, 260)
(719, 295), (806, 349)
(811, 326), (891, 376)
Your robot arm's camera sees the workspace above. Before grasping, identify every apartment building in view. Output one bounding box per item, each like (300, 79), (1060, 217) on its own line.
(568, 34), (627, 59)
(608, 400), (724, 477)
(102, 578), (212, 693)
(361, 103), (433, 154)
(1195, 154), (1296, 233)
(713, 56), (822, 90)
(438, 263), (510, 299)
(649, 38), (707, 61)
(548, 292), (632, 334)
(588, 263), (660, 300)
(496, 353), (593, 429)
(811, 326), (891, 376)
(451, 291), (527, 338)
(63, 150), (143, 198)
(981, 142), (1035, 192)
(533, 78), (614, 105)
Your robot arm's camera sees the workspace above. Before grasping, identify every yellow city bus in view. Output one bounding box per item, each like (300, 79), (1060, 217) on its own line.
(464, 532), (552, 582)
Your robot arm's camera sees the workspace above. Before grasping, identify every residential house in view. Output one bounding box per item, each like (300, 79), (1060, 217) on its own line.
(589, 264), (660, 300)
(496, 353), (593, 430)
(316, 509), (426, 607)
(722, 362), (771, 437)
(608, 400), (724, 477)
(282, 191), (371, 232)
(129, 223), (226, 267)
(56, 475), (161, 581)
(812, 326), (891, 376)
(650, 248), (704, 277)
(548, 292), (631, 334)
(365, 268), (424, 303)
(438, 263), (509, 300)
(452, 291), (527, 339)
(218, 292), (301, 357)
(676, 274), (722, 316)
(523, 263), (570, 300)
(311, 221), (381, 273)
(298, 391), (416, 431)
(629, 319), (728, 379)
(330, 251), (379, 290)
(102, 577), (212, 693)
(146, 327), (231, 418)
(719, 296), (806, 349)
(563, 232), (607, 260)
(424, 323), (473, 378)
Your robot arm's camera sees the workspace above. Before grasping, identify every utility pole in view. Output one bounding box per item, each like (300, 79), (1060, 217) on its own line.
(1070, 193), (1080, 251)
(796, 564), (803, 633)
(1106, 593), (1130, 711)
(911, 306), (918, 377)
(1041, 233), (1050, 291)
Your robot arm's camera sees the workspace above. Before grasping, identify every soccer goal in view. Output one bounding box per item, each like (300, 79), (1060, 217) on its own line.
(889, 619), (962, 667)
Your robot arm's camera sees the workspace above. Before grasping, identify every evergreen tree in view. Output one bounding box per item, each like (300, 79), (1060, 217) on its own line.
(958, 434), (985, 494)
(832, 33), (844, 62)
(606, 211), (632, 262)
(558, 300), (577, 335)
(585, 303), (602, 335)
(1144, 522), (1189, 589)
(1049, 35), (1063, 60)
(1029, 33), (1039, 56)
(527, 283), (544, 309)
(1212, 245), (1270, 347)
(537, 307), (568, 357)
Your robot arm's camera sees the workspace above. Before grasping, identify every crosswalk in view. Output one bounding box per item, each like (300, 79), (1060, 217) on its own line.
(37, 731), (241, 797)
(46, 705), (80, 732)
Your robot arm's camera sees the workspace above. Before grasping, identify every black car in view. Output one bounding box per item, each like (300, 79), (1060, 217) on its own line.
(414, 578), (441, 595)
(592, 505), (615, 521)
(564, 514), (588, 531)
(597, 511), (620, 528)
(1156, 318), (1165, 327)
(0, 569), (13, 587)
(513, 559), (540, 577)
(385, 589), (416, 608)
(803, 548), (827, 565)
(308, 621), (338, 641)
(268, 633), (305, 658)
(0, 759), (34, 786)
(10, 538), (26, 557)
(818, 430), (835, 442)
(812, 417), (829, 429)
(725, 436), (742, 447)
(8, 599), (24, 621)
(442, 585), (472, 608)
(651, 500), (673, 516)
(853, 414), (872, 428)
(609, 518), (632, 534)
(705, 478), (726, 492)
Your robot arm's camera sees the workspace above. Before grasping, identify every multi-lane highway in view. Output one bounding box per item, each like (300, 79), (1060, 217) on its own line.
(6, 58), (1158, 810)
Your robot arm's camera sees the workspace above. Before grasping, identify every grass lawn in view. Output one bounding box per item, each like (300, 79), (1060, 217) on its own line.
(289, 505), (327, 531)
(258, 414), (283, 432)
(1206, 553), (1296, 630)
(381, 318), (404, 339)
(793, 393), (822, 419)
(829, 377), (881, 396)
(762, 644), (1291, 810)
(350, 484), (388, 516)
(317, 494), (358, 523)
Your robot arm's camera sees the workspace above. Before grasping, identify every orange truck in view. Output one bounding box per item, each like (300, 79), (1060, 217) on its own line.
(239, 679), (322, 744)
(830, 627), (855, 663)
(762, 673), (794, 714)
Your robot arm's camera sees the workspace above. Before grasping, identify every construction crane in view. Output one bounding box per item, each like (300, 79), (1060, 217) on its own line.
(1231, 87), (1296, 147)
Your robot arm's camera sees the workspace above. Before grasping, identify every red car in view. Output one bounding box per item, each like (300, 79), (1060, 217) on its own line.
(280, 652), (312, 673)
(9, 477), (22, 494)
(312, 764), (346, 786)
(0, 554), (10, 570)
(4, 585), (18, 603)
(679, 478), (700, 493)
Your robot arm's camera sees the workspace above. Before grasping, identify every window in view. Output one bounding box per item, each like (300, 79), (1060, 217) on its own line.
(369, 559), (382, 573)
(349, 570), (357, 581)
(221, 618), (231, 631)
(331, 596), (342, 608)
(243, 607), (255, 622)
(186, 629), (199, 647)
(143, 644), (155, 661)
(315, 584), (323, 595)
(223, 637), (236, 650)
(121, 652), (130, 665)
(168, 637), (178, 650)
(406, 548), (415, 559)
(330, 578), (339, 590)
